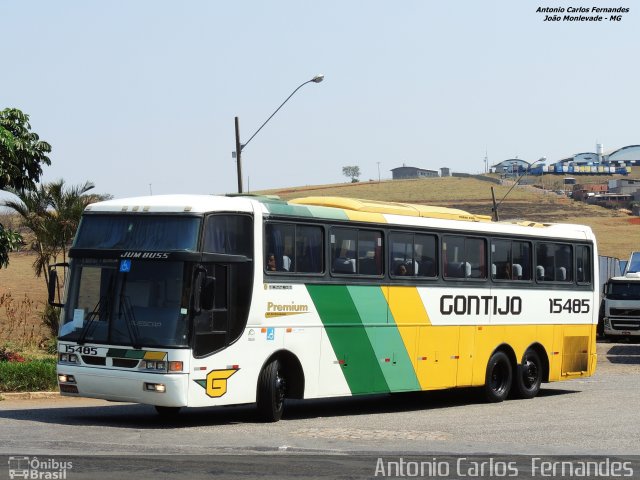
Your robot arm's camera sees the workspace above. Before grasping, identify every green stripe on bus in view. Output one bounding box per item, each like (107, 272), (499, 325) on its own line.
(306, 285), (389, 394)
(106, 349), (145, 359)
(262, 201), (349, 220)
(346, 286), (421, 392)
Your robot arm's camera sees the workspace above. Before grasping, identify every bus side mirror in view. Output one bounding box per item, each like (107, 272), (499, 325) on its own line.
(48, 264), (67, 307)
(201, 276), (216, 311)
(193, 269), (215, 314)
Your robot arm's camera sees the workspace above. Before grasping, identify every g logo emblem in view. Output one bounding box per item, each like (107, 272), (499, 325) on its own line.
(205, 369), (238, 397)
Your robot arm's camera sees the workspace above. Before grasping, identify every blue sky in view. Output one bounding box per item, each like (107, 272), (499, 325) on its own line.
(2, 1), (637, 199)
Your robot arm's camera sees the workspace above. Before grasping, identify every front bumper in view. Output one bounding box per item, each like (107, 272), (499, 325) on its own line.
(56, 365), (189, 407)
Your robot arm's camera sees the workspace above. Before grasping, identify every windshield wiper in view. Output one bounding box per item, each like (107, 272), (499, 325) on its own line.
(77, 296), (109, 345)
(119, 294), (142, 350)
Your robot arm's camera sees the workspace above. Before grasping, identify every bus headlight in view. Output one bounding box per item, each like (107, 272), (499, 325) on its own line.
(603, 317), (611, 328)
(59, 353), (79, 364)
(140, 361), (168, 372)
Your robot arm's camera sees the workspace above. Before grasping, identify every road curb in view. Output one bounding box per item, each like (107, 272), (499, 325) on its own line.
(0, 391), (59, 401)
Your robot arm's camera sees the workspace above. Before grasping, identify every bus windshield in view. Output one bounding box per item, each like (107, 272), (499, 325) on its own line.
(59, 259), (190, 347)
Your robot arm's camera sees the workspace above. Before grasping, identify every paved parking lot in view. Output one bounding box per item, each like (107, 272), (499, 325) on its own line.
(1, 341), (638, 459)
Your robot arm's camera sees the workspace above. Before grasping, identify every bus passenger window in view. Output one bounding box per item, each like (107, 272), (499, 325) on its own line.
(331, 228), (383, 276)
(491, 239), (531, 281)
(535, 242), (573, 282)
(390, 232), (436, 278)
(265, 223), (323, 274)
(443, 235), (486, 280)
(576, 245), (592, 284)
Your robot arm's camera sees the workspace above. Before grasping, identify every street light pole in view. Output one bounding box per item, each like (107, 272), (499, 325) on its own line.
(234, 74), (324, 193)
(234, 116), (243, 194)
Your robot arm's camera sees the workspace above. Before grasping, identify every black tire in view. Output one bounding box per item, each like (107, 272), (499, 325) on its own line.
(154, 406), (181, 417)
(483, 351), (513, 402)
(256, 359), (286, 422)
(513, 349), (543, 399)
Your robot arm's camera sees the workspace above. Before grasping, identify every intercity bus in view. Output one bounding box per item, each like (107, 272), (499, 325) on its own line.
(52, 194), (598, 421)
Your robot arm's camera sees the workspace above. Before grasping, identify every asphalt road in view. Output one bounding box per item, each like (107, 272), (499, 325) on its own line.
(0, 341), (639, 479)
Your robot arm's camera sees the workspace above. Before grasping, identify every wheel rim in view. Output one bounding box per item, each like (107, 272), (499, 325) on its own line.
(275, 370), (286, 409)
(522, 357), (540, 390)
(490, 361), (509, 395)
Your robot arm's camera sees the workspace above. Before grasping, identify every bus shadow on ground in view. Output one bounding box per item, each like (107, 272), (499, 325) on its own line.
(605, 344), (640, 364)
(0, 386), (579, 429)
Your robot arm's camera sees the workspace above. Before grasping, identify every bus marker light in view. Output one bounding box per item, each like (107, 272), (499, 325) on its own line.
(384, 358), (390, 363)
(286, 328), (292, 333)
(169, 361), (183, 372)
(261, 328), (267, 333)
(420, 356), (428, 361)
(194, 366), (206, 371)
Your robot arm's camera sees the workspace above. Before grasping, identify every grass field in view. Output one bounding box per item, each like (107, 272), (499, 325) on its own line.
(0, 253), (49, 347)
(0, 174), (637, 349)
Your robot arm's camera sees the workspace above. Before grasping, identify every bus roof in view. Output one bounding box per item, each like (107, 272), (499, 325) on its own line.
(256, 196), (595, 240)
(84, 194), (595, 241)
(85, 194), (255, 214)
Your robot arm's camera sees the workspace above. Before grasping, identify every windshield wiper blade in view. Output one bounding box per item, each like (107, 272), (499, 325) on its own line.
(77, 297), (107, 345)
(119, 295), (142, 349)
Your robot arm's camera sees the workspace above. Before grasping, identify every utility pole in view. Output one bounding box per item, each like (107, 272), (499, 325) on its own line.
(234, 116), (243, 194)
(233, 74), (324, 194)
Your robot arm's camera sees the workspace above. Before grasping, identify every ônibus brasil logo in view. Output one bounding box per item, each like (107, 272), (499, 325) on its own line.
(8, 456), (73, 479)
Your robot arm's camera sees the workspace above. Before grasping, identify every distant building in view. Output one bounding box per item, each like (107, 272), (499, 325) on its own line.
(572, 183), (608, 201)
(608, 178), (640, 201)
(546, 144), (640, 174)
(440, 167), (451, 177)
(391, 165), (439, 180)
(607, 145), (640, 168)
(490, 159), (531, 176)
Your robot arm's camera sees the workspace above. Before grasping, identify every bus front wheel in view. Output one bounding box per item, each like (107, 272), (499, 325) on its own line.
(257, 358), (286, 422)
(513, 349), (542, 399)
(483, 351), (512, 402)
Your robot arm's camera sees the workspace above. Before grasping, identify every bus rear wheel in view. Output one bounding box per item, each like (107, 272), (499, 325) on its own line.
(513, 349), (542, 399)
(483, 351), (512, 402)
(257, 359), (286, 422)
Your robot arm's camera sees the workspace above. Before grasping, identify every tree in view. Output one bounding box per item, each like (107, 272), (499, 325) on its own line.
(4, 180), (111, 337)
(342, 165), (361, 183)
(0, 108), (51, 191)
(5, 180), (110, 285)
(0, 108), (52, 268)
(0, 226), (21, 268)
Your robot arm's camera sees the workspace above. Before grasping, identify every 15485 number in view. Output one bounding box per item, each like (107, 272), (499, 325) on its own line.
(64, 345), (98, 355)
(548, 298), (590, 314)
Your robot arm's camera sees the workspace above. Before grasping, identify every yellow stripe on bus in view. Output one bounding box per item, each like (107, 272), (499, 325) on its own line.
(383, 286), (431, 389)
